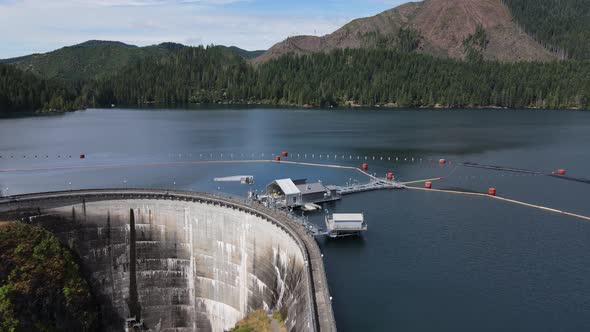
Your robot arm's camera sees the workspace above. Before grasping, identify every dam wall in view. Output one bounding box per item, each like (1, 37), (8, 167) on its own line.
(0, 190), (336, 332)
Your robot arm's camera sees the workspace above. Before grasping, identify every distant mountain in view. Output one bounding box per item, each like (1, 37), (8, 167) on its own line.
(218, 46), (265, 60)
(254, 0), (558, 63)
(0, 41), (264, 81)
(0, 41), (180, 81)
(73, 40), (135, 48)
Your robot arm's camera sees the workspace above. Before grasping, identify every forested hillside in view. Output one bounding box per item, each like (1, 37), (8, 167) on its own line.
(95, 46), (590, 110)
(0, 223), (98, 331)
(218, 46), (265, 59)
(0, 41), (264, 82)
(0, 64), (84, 113)
(93, 46), (247, 106)
(503, 0), (590, 59)
(2, 45), (589, 113)
(1, 41), (184, 81)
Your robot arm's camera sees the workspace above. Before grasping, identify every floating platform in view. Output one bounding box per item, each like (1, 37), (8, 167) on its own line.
(325, 213), (367, 238)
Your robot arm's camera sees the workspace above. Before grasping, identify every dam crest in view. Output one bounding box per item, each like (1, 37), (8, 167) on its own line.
(0, 189), (336, 332)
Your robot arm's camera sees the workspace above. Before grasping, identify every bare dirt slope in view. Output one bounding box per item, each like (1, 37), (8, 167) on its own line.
(412, 0), (555, 61)
(253, 0), (556, 63)
(252, 2), (420, 63)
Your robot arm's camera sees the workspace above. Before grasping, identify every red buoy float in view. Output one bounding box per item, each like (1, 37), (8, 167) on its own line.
(275, 156), (281, 161)
(362, 163), (369, 171)
(488, 188), (497, 196)
(79, 154), (85, 159)
(557, 169), (566, 175)
(439, 159), (447, 164)
(425, 182), (432, 189)
(281, 151), (288, 157)
(386, 172), (394, 181)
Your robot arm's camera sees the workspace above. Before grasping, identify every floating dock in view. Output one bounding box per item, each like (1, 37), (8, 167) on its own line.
(325, 213), (367, 238)
(336, 178), (405, 195)
(263, 177), (405, 209)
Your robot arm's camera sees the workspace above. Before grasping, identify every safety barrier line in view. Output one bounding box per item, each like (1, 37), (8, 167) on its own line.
(3, 157), (589, 222)
(276, 160), (381, 181)
(407, 186), (590, 222)
(400, 177), (444, 185)
(0, 157), (438, 188)
(1, 159), (363, 174)
(0, 160), (274, 173)
(277, 160), (359, 171)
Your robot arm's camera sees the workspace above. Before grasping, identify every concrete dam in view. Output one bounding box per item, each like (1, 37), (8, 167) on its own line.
(0, 189), (336, 332)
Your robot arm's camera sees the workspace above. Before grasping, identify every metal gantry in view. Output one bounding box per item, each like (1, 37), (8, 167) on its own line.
(335, 179), (405, 195)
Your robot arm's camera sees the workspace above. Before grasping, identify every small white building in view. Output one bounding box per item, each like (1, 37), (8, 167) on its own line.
(266, 178), (341, 208)
(296, 182), (340, 204)
(267, 179), (302, 208)
(325, 213), (367, 238)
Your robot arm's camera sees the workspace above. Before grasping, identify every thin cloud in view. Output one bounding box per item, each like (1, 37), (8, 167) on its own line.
(0, 0), (408, 58)
(76, 0), (242, 6)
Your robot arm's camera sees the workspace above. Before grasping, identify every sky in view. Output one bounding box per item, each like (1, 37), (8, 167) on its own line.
(0, 0), (409, 59)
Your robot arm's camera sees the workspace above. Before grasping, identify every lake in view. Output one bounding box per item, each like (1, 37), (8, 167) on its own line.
(1, 107), (590, 331)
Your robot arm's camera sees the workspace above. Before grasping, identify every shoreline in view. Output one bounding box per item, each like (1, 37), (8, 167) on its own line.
(2, 103), (587, 117)
(97, 102), (589, 112)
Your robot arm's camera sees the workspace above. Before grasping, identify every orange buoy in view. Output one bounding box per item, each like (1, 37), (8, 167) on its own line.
(79, 154), (85, 159)
(362, 163), (369, 171)
(425, 182), (432, 189)
(557, 169), (566, 175)
(281, 151), (288, 157)
(386, 172), (394, 181)
(439, 159), (447, 164)
(488, 188), (497, 196)
(275, 156), (281, 161)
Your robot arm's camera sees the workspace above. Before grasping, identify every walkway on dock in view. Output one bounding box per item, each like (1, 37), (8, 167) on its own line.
(336, 179), (404, 195)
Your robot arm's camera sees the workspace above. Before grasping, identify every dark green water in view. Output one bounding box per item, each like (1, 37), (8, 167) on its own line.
(1, 107), (590, 331)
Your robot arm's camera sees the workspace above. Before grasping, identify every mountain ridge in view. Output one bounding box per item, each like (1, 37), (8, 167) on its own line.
(253, 0), (557, 63)
(0, 41), (264, 81)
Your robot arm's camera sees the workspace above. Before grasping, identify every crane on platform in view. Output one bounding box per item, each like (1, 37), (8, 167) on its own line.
(213, 175), (255, 197)
(213, 175), (254, 185)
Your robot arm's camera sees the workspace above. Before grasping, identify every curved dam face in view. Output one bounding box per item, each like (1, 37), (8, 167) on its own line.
(0, 190), (336, 332)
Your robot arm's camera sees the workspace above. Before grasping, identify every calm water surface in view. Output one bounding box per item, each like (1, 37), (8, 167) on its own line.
(1, 107), (590, 331)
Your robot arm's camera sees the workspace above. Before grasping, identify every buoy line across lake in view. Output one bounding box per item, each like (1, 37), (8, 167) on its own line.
(408, 186), (590, 222)
(2, 157), (589, 222)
